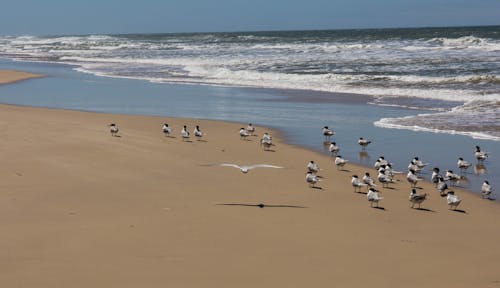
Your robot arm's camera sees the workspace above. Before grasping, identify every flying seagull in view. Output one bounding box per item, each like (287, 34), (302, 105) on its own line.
(207, 163), (283, 173)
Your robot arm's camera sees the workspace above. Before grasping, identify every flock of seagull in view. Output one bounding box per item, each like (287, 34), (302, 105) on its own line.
(314, 126), (493, 210)
(109, 122), (494, 211)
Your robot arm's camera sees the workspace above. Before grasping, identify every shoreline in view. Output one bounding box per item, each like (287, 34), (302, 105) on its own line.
(0, 67), (495, 200)
(1, 103), (500, 287)
(0, 69), (44, 84)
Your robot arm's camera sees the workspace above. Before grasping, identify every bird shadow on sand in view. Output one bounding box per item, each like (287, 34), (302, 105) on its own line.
(451, 209), (467, 214)
(372, 206), (386, 211)
(216, 203), (308, 209)
(355, 191), (368, 195)
(412, 207), (435, 212)
(263, 149), (276, 152)
(182, 140), (193, 143)
(165, 136), (176, 138)
(196, 139), (208, 142)
(337, 169), (351, 172)
(112, 135), (122, 138)
(310, 186), (323, 190)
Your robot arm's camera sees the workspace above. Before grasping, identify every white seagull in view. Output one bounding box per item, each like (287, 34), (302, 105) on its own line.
(246, 123), (256, 136)
(446, 191), (462, 210)
(412, 157), (428, 169)
(362, 172), (377, 188)
(431, 167), (441, 186)
(457, 157), (472, 174)
(335, 155), (348, 170)
(409, 188), (427, 209)
(194, 125), (203, 140)
(351, 175), (368, 193)
(322, 126), (335, 141)
(481, 180), (493, 199)
(377, 169), (395, 188)
(239, 128), (250, 140)
(260, 132), (273, 150)
(437, 176), (448, 196)
(367, 188), (383, 208)
(406, 169), (423, 188)
(181, 125), (190, 141)
(109, 123), (119, 137)
(445, 170), (461, 186)
(329, 142), (340, 156)
(211, 163), (283, 174)
(306, 171), (321, 188)
(307, 161), (320, 174)
(162, 123), (172, 137)
(474, 146), (489, 162)
(358, 137), (372, 150)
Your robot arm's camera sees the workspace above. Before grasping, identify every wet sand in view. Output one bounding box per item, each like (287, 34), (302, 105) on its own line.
(1, 72), (500, 287)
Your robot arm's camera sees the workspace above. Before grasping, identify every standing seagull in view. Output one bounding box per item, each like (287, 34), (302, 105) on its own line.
(211, 163), (283, 173)
(358, 137), (372, 150)
(409, 189), (427, 209)
(481, 180), (493, 199)
(431, 167), (441, 187)
(329, 142), (340, 156)
(351, 175), (368, 193)
(239, 128), (250, 140)
(260, 132), (273, 150)
(446, 191), (462, 210)
(194, 125), (203, 140)
(407, 169), (423, 188)
(437, 176), (448, 196)
(162, 123), (172, 137)
(181, 125), (190, 141)
(306, 171), (321, 188)
(474, 146), (488, 162)
(322, 126), (335, 141)
(307, 161), (320, 174)
(377, 169), (395, 188)
(362, 172), (377, 188)
(367, 188), (383, 208)
(445, 170), (461, 186)
(335, 155), (348, 170)
(457, 157), (472, 174)
(109, 123), (119, 137)
(246, 123), (256, 136)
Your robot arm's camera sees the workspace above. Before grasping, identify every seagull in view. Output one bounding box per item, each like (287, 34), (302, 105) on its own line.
(446, 191), (461, 210)
(239, 128), (250, 140)
(367, 188), (383, 208)
(374, 156), (389, 170)
(210, 163), (283, 173)
(457, 157), (472, 174)
(437, 176), (448, 196)
(445, 170), (461, 186)
(306, 171), (321, 188)
(351, 175), (368, 193)
(406, 169), (423, 188)
(322, 126), (335, 141)
(109, 123), (119, 137)
(481, 180), (493, 199)
(162, 123), (172, 137)
(358, 137), (372, 150)
(474, 145), (488, 162)
(181, 125), (190, 141)
(329, 142), (340, 156)
(408, 160), (422, 174)
(335, 155), (348, 170)
(307, 161), (320, 174)
(412, 157), (428, 169)
(431, 167), (441, 186)
(260, 132), (273, 150)
(409, 188), (427, 209)
(246, 123), (256, 136)
(194, 125), (203, 140)
(362, 172), (377, 188)
(377, 169), (395, 188)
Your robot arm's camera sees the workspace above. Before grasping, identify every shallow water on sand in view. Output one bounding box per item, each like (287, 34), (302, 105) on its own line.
(1, 59), (498, 200)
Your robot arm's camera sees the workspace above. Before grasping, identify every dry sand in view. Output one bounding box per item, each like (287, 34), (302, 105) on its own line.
(1, 71), (500, 287)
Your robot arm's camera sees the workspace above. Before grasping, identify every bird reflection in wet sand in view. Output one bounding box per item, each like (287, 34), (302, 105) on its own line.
(474, 163), (487, 175)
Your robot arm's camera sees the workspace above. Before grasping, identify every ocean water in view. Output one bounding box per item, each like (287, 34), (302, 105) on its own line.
(0, 59), (498, 200)
(0, 26), (499, 140)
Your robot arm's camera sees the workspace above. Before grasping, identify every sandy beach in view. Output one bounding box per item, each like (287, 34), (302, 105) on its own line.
(1, 71), (500, 287)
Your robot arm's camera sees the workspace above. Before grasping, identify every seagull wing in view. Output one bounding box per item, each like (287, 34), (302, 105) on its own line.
(247, 164), (284, 170)
(218, 163), (242, 169)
